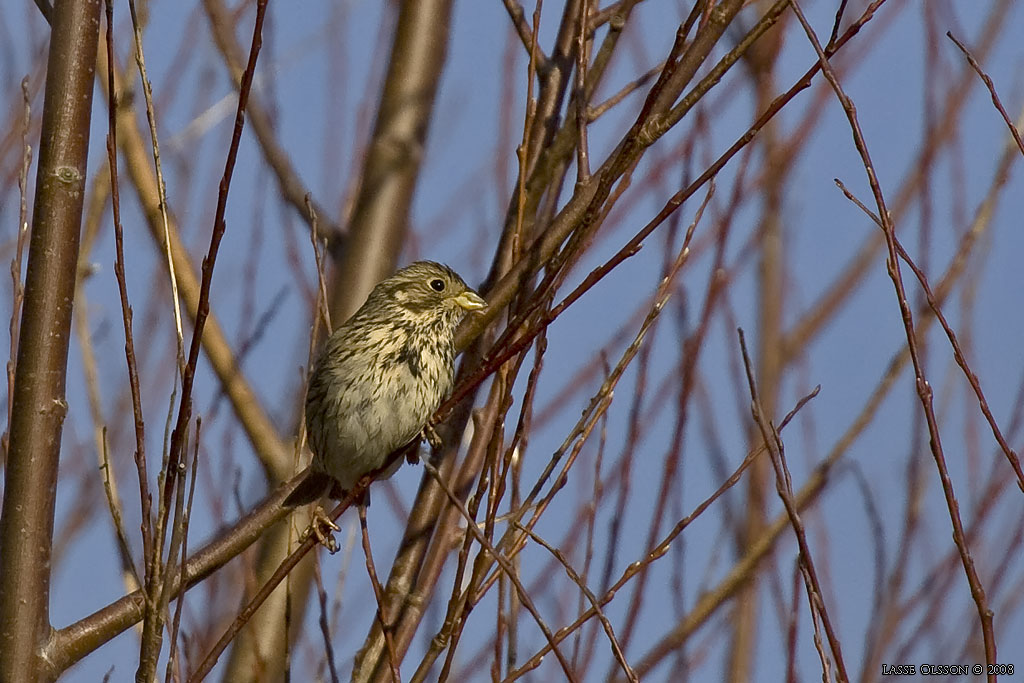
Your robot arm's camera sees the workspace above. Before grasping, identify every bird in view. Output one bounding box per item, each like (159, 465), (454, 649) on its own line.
(284, 261), (486, 509)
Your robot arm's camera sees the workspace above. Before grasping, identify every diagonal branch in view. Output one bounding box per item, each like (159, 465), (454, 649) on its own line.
(946, 32), (1024, 157)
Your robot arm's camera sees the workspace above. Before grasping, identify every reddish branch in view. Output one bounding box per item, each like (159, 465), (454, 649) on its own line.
(789, 0), (997, 676)
(946, 32), (1024, 158)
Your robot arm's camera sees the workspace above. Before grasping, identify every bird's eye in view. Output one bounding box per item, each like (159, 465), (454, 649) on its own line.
(429, 278), (446, 292)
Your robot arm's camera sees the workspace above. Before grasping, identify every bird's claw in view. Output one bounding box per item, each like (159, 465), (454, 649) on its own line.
(303, 505), (340, 554)
(421, 422), (443, 451)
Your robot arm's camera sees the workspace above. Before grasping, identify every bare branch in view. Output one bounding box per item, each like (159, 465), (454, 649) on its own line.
(947, 32), (1024, 157)
(790, 0), (997, 672)
(0, 1), (102, 679)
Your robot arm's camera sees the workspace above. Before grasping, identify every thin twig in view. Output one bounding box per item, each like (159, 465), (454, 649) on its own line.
(143, 2), (271, 677)
(833, 178), (1024, 492)
(574, 0), (591, 184)
(525, 182), (712, 516)
(587, 62), (665, 122)
(5, 77), (32, 455)
(189, 440), (416, 682)
(501, 0), (549, 71)
(187, 490), (358, 683)
(621, 160), (756, 667)
(166, 422), (201, 682)
(159, 0), (267, 571)
(421, 460), (578, 682)
(96, 26), (291, 481)
(358, 505), (401, 683)
(306, 194), (333, 335)
(478, 188), (717, 675)
(946, 32), (1024, 157)
(511, 0), (544, 266)
(312, 558), (341, 683)
(513, 523), (636, 682)
(781, 4), (1012, 364)
(99, 429), (142, 591)
(827, 0), (851, 48)
(405, 383), (509, 683)
(737, 328), (849, 682)
(789, 0), (997, 674)
(103, 0), (153, 606)
(507, 387), (821, 679)
(126, 0), (186, 369)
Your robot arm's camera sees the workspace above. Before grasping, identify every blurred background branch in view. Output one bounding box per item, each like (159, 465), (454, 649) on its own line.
(2, 0), (1023, 681)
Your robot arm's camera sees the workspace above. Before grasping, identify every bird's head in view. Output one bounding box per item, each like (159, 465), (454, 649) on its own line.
(371, 261), (486, 327)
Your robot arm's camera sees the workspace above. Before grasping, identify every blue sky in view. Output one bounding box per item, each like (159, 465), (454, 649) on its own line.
(3, 0), (1024, 680)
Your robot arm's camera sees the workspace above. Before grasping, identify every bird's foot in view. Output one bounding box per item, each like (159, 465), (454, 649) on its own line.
(302, 505), (340, 554)
(420, 422), (443, 451)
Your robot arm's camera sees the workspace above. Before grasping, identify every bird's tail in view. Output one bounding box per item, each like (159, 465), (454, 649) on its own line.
(282, 469), (335, 507)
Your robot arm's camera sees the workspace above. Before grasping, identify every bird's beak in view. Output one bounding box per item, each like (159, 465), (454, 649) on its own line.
(455, 291), (487, 312)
